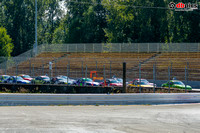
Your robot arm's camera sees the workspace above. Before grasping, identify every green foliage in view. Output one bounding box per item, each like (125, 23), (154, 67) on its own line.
(0, 0), (199, 56)
(0, 0), (35, 56)
(0, 27), (14, 56)
(52, 26), (66, 44)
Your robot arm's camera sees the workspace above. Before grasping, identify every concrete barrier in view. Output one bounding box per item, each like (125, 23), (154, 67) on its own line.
(0, 93), (200, 106)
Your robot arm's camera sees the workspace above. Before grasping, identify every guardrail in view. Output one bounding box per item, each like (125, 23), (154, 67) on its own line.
(0, 93), (200, 106)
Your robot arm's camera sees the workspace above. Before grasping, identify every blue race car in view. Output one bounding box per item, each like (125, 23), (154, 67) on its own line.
(7, 76), (31, 84)
(74, 78), (100, 86)
(0, 75), (10, 83)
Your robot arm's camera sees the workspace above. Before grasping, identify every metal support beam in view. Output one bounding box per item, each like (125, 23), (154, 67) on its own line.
(139, 63), (141, 93)
(123, 62), (126, 93)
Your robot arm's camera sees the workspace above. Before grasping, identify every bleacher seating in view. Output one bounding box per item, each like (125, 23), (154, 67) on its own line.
(5, 52), (156, 78)
(3, 52), (200, 81)
(141, 52), (200, 81)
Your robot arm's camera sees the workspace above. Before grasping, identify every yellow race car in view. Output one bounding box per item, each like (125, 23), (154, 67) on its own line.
(128, 79), (156, 88)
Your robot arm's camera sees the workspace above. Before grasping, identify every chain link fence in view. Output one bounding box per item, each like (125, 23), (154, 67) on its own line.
(2, 43), (199, 67)
(0, 56), (198, 82)
(37, 43), (200, 53)
(0, 43), (200, 86)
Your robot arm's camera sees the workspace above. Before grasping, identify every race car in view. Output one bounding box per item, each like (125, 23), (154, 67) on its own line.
(7, 76), (31, 84)
(0, 75), (10, 83)
(112, 78), (123, 83)
(31, 76), (51, 84)
(57, 75), (76, 84)
(74, 78), (99, 86)
(18, 74), (33, 81)
(161, 80), (192, 90)
(128, 79), (156, 88)
(52, 77), (74, 85)
(100, 79), (122, 87)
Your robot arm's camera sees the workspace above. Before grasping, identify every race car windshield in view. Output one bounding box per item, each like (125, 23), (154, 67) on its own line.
(16, 77), (23, 80)
(135, 79), (149, 83)
(136, 81), (148, 85)
(94, 80), (104, 82)
(61, 76), (68, 79)
(173, 81), (184, 85)
(4, 76), (9, 79)
(116, 79), (123, 82)
(110, 80), (118, 83)
(141, 79), (149, 83)
(23, 75), (30, 78)
(84, 78), (93, 82)
(42, 77), (50, 80)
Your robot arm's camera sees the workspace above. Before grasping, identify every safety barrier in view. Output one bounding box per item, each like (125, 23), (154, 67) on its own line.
(0, 93), (200, 106)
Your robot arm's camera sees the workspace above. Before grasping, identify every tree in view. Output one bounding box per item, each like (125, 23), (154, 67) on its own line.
(81, 0), (107, 43)
(0, 27), (14, 57)
(1, 0), (35, 56)
(37, 0), (63, 44)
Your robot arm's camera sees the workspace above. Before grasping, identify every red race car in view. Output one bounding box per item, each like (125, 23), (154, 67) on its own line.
(18, 74), (33, 81)
(100, 79), (122, 87)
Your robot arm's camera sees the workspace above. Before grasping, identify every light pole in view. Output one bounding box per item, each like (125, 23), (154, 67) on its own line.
(34, 0), (37, 56)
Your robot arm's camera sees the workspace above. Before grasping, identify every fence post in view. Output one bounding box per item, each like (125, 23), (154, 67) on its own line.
(198, 43), (200, 52)
(42, 64), (44, 76)
(16, 63), (18, 76)
(187, 62), (189, 80)
(102, 44), (103, 53)
(185, 66), (187, 93)
(139, 62), (141, 93)
(29, 59), (31, 76)
(155, 60), (157, 80)
(96, 61), (98, 72)
(82, 61), (84, 78)
(84, 44), (86, 53)
(157, 43), (159, 53)
(85, 64), (87, 86)
(93, 43), (94, 53)
(119, 43), (122, 53)
(68, 60), (70, 77)
(168, 66), (170, 93)
(55, 60), (57, 77)
(171, 62), (173, 77)
(67, 64), (69, 85)
(5, 60), (7, 75)
(110, 61), (112, 78)
(103, 64), (105, 81)
(123, 62), (126, 93)
(67, 44), (69, 53)
(153, 64), (155, 93)
(33, 64), (34, 77)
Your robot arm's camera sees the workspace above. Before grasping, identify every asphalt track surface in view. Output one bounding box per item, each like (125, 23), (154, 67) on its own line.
(0, 104), (199, 133)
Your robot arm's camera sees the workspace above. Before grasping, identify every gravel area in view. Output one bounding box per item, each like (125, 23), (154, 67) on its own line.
(0, 104), (199, 133)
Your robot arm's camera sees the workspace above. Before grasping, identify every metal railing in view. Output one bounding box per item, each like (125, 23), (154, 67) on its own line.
(36, 43), (200, 53)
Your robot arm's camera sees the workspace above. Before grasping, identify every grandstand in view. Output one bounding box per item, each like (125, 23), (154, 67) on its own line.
(4, 52), (157, 78)
(1, 43), (200, 81)
(140, 52), (200, 81)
